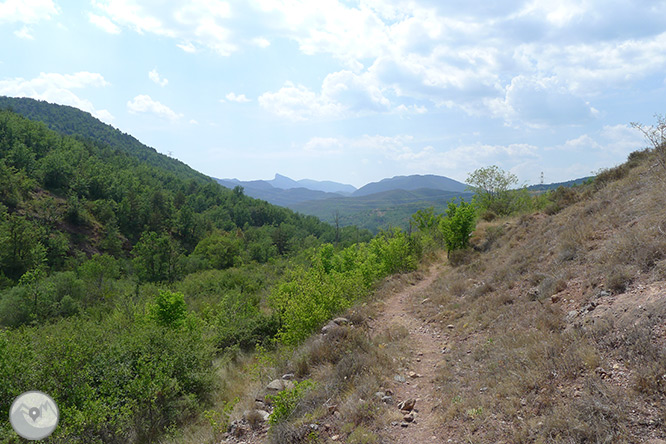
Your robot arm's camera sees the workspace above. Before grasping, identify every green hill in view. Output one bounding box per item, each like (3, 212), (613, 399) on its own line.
(0, 96), (205, 181)
(293, 188), (474, 232)
(0, 99), (384, 442)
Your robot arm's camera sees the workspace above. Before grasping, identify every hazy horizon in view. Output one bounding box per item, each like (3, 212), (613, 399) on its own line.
(2, 0), (665, 188)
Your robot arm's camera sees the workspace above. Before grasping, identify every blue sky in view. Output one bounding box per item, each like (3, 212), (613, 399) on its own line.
(1, 0), (665, 188)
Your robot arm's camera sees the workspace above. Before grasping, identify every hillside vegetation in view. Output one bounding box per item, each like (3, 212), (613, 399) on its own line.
(216, 146), (666, 444)
(0, 102), (400, 443)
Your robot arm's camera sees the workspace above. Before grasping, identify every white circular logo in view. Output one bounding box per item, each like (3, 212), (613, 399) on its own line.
(9, 391), (59, 440)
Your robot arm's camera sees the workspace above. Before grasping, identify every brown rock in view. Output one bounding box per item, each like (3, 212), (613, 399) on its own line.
(398, 398), (416, 412)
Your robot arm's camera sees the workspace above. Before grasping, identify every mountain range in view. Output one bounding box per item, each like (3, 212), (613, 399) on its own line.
(215, 174), (474, 231)
(216, 173), (592, 232)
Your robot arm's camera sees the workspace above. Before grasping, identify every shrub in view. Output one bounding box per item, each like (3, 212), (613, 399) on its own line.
(267, 380), (315, 425)
(148, 289), (188, 328)
(439, 200), (476, 256)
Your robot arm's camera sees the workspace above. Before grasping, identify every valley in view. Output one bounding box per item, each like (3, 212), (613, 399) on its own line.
(1, 96), (664, 444)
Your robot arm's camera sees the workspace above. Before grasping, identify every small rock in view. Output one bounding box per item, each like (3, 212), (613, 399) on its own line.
(595, 367), (609, 378)
(394, 375), (406, 383)
(321, 321), (338, 335)
(375, 391), (386, 398)
(381, 396), (393, 404)
(520, 398), (527, 406)
(408, 371), (420, 379)
(258, 410), (271, 421)
(282, 373), (295, 380)
(551, 295), (561, 303)
(403, 412), (415, 422)
(421, 298), (430, 304)
(332, 317), (349, 325)
(400, 422), (410, 427)
(309, 423), (319, 431)
(398, 398), (416, 412)
(331, 435), (340, 441)
(229, 420), (248, 438)
(266, 379), (284, 391)
(447, 324), (455, 329)
(391, 421), (399, 427)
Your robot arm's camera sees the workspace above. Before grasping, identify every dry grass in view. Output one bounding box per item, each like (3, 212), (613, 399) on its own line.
(405, 149), (666, 443)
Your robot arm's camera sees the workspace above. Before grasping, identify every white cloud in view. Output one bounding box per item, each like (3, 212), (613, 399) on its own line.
(88, 12), (121, 34)
(303, 137), (345, 155)
(489, 75), (598, 127)
(251, 37), (270, 48)
(516, 0), (589, 27)
(259, 69), (396, 120)
(0, 0), (59, 24)
(0, 72), (113, 122)
(550, 124), (645, 155)
(248, 0), (666, 128)
(225, 92), (251, 103)
(92, 0), (237, 55)
(259, 81), (344, 121)
(177, 41), (197, 53)
(13, 26), (33, 39)
(127, 94), (182, 120)
(148, 69), (168, 87)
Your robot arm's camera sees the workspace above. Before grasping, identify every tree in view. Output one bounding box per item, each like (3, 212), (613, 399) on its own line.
(630, 114), (666, 151)
(439, 201), (476, 257)
(132, 231), (181, 282)
(466, 165), (520, 216)
(631, 114), (666, 171)
(148, 290), (188, 328)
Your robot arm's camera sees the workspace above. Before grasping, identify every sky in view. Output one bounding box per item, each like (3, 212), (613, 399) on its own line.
(1, 0), (665, 188)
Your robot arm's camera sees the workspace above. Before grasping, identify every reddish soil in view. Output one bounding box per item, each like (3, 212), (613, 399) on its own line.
(370, 262), (450, 443)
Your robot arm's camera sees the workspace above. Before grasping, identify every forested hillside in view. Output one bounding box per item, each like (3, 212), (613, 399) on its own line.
(0, 104), (407, 443)
(0, 96), (202, 179)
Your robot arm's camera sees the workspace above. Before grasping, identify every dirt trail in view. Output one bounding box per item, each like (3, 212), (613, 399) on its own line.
(372, 262), (449, 444)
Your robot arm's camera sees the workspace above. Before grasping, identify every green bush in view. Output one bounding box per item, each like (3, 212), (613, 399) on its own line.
(0, 312), (215, 443)
(270, 233), (421, 345)
(439, 201), (476, 256)
(268, 380), (315, 425)
(148, 289), (188, 328)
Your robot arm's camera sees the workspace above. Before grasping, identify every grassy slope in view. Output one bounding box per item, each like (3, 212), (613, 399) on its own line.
(411, 149), (666, 442)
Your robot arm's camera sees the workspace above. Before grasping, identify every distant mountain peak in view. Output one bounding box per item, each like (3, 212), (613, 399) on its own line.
(269, 174), (300, 190)
(354, 174), (467, 197)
